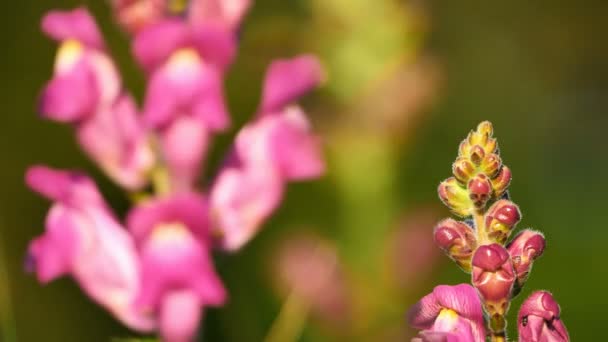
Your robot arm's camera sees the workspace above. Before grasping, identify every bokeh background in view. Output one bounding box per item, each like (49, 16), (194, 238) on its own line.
(1, 0), (607, 341)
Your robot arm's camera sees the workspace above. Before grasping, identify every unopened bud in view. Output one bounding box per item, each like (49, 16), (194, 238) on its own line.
(452, 157), (476, 183)
(507, 230), (545, 293)
(484, 200), (521, 244)
(471, 244), (515, 316)
(481, 153), (501, 178)
(469, 145), (485, 165)
(467, 174), (492, 209)
(518, 291), (569, 342)
(491, 166), (512, 197)
(477, 121), (493, 137)
(438, 177), (474, 217)
(434, 219), (477, 272)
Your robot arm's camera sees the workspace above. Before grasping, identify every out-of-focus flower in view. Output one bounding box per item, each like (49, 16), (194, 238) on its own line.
(507, 230), (545, 292)
(471, 244), (515, 316)
(389, 209), (441, 285)
(273, 233), (350, 328)
(24, 166), (155, 332)
(127, 193), (226, 342)
(408, 284), (485, 342)
(210, 55), (325, 251)
(39, 8), (154, 190)
(518, 291), (569, 342)
(434, 219), (477, 272)
(134, 20), (235, 192)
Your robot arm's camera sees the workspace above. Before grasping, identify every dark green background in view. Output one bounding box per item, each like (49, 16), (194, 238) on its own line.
(0, 0), (606, 341)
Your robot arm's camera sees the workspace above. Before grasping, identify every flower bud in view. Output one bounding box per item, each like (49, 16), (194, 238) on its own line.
(459, 121), (498, 158)
(507, 230), (545, 293)
(471, 244), (515, 316)
(467, 174), (492, 209)
(469, 145), (485, 165)
(518, 291), (569, 342)
(481, 153), (501, 178)
(438, 177), (474, 217)
(491, 166), (512, 198)
(434, 219), (477, 272)
(484, 200), (521, 244)
(452, 157), (476, 183)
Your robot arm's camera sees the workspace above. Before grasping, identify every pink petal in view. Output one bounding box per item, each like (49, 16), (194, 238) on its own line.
(160, 116), (210, 192)
(41, 7), (105, 50)
(39, 59), (98, 122)
(260, 55), (324, 114)
(160, 290), (203, 342)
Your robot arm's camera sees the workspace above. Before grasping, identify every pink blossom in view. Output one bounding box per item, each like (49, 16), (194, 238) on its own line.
(210, 55), (324, 251)
(39, 8), (154, 190)
(408, 284), (485, 342)
(24, 166), (155, 331)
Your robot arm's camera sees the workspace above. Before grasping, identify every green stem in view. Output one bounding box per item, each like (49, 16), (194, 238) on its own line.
(263, 292), (309, 342)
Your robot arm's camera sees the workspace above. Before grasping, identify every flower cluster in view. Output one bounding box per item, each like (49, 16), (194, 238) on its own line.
(408, 122), (569, 341)
(26, 2), (324, 341)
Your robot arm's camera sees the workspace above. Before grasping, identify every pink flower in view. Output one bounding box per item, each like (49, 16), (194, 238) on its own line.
(24, 166), (155, 332)
(210, 55), (325, 251)
(518, 291), (569, 342)
(408, 284), (486, 342)
(39, 8), (154, 190)
(127, 193), (226, 341)
(134, 20), (236, 191)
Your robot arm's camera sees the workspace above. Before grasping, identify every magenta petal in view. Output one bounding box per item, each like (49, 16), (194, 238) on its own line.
(41, 8), (104, 49)
(190, 25), (236, 70)
(39, 60), (98, 122)
(408, 284), (485, 342)
(135, 223), (226, 310)
(127, 193), (211, 245)
(25, 165), (102, 206)
(413, 331), (461, 342)
(160, 116), (210, 192)
(210, 167), (284, 251)
(160, 290), (203, 342)
(270, 107), (324, 180)
(191, 76), (231, 131)
(260, 55), (324, 114)
(26, 206), (79, 283)
(77, 94), (154, 190)
(133, 19), (191, 72)
(188, 0), (251, 31)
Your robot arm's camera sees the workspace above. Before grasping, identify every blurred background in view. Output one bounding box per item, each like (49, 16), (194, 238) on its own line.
(1, 0), (607, 341)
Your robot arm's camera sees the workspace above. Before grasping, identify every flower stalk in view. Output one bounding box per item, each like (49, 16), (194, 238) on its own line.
(410, 121), (569, 341)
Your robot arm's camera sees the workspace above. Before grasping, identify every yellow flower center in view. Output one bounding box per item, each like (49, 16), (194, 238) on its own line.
(150, 222), (191, 244)
(54, 39), (84, 73)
